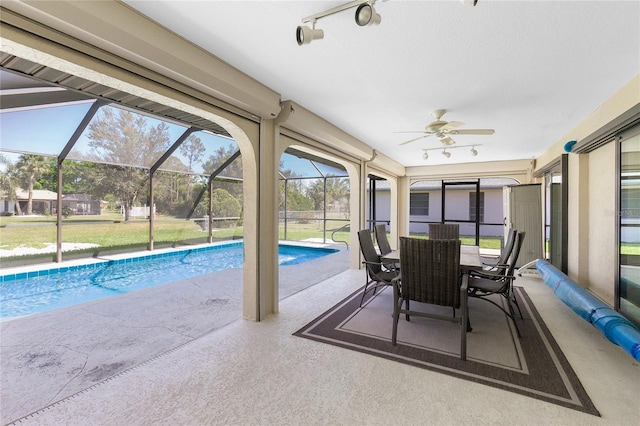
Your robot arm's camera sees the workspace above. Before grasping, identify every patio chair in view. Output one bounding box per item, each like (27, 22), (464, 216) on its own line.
(374, 224), (392, 256)
(429, 223), (460, 240)
(391, 237), (468, 361)
(482, 228), (517, 274)
(358, 229), (399, 307)
(468, 231), (526, 337)
(374, 223), (401, 272)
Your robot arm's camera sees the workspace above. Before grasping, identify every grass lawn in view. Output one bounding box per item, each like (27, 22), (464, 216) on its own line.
(0, 212), (242, 266)
(4, 214), (638, 265)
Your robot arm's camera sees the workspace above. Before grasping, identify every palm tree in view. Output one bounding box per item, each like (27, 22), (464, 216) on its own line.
(14, 154), (51, 215)
(0, 154), (18, 214)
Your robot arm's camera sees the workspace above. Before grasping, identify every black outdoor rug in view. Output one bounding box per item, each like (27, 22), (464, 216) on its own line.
(294, 286), (600, 416)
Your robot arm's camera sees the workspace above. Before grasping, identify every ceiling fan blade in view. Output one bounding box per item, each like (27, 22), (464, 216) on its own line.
(394, 131), (431, 134)
(438, 135), (456, 146)
(451, 129), (495, 135)
(440, 121), (464, 132)
(400, 134), (432, 145)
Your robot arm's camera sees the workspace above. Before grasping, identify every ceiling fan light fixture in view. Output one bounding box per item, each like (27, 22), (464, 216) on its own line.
(296, 24), (324, 45)
(355, 3), (381, 26)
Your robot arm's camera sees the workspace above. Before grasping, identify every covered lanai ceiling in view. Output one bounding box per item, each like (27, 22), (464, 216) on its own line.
(121, 0), (639, 167)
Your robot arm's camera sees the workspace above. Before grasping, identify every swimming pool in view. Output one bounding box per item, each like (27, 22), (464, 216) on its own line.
(0, 242), (338, 320)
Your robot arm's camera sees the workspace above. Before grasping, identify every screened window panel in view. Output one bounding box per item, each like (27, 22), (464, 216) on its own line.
(410, 193), (429, 215)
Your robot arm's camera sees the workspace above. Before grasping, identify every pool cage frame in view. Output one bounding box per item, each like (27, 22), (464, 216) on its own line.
(1, 65), (352, 265)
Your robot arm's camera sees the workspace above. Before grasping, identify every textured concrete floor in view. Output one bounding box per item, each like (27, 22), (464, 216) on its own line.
(1, 243), (349, 424)
(2, 269), (639, 425)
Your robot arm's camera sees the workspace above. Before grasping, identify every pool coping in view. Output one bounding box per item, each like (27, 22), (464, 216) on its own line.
(0, 239), (339, 283)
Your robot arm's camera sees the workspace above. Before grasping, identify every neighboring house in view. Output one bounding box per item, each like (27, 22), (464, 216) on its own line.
(0, 190), (101, 215)
(9, 188), (58, 215)
(62, 194), (101, 215)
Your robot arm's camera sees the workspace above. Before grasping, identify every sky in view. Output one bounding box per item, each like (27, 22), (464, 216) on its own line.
(0, 101), (345, 178)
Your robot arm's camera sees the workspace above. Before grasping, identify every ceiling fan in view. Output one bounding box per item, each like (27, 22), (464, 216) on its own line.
(398, 109), (495, 146)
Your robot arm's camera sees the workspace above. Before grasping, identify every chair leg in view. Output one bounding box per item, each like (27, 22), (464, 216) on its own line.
(392, 287), (400, 345)
(505, 295), (521, 338)
(461, 310), (467, 361)
(511, 287), (524, 319)
(359, 279), (373, 307)
(405, 299), (410, 321)
(392, 310), (399, 345)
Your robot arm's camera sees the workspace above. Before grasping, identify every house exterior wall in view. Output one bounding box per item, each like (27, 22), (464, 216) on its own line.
(587, 142), (617, 303)
(371, 187), (504, 237)
(539, 74), (640, 306)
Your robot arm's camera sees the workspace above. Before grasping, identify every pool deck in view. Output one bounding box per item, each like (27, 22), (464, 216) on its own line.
(0, 242), (349, 425)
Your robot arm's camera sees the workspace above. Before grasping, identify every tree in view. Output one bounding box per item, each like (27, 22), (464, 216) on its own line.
(202, 144), (242, 179)
(306, 177), (349, 211)
(12, 154), (51, 215)
(279, 169), (312, 213)
(86, 107), (171, 221)
(306, 178), (325, 211)
(201, 143), (243, 209)
(178, 134), (206, 199)
(211, 187), (241, 218)
(0, 154), (18, 215)
(38, 159), (97, 195)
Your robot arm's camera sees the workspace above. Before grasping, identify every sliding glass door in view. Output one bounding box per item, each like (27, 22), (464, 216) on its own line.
(544, 155), (568, 273)
(619, 128), (640, 326)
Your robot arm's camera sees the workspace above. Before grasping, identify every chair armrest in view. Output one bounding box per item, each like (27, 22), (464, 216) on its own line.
(469, 269), (499, 278)
(460, 272), (469, 292)
(362, 260), (398, 272)
(469, 269), (515, 281)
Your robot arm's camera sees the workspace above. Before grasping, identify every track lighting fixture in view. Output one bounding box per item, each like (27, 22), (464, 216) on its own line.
(421, 144), (482, 161)
(355, 2), (381, 26)
(296, 22), (324, 46)
(297, 0), (382, 46)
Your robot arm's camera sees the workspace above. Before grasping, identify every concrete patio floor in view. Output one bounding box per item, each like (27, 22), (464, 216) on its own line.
(0, 243), (349, 424)
(1, 265), (639, 425)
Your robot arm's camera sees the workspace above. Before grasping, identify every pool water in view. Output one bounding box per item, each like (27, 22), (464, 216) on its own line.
(0, 242), (337, 320)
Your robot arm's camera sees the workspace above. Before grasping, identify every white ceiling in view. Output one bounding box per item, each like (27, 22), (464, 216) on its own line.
(123, 0), (640, 167)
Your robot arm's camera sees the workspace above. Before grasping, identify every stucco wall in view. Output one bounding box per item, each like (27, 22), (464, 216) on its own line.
(587, 142), (617, 303)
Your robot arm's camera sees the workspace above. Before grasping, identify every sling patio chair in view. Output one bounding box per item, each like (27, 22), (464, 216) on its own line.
(391, 237), (469, 361)
(358, 229), (399, 307)
(468, 231), (526, 337)
(374, 224), (392, 256)
(429, 223), (460, 240)
(374, 223), (400, 272)
(482, 228), (517, 274)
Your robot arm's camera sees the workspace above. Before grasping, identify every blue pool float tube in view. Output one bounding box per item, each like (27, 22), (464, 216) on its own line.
(536, 259), (640, 362)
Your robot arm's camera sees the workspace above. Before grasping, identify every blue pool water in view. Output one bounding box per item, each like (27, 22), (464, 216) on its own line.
(0, 242), (338, 320)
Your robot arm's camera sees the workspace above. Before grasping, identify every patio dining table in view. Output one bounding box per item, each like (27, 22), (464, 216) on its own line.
(381, 244), (483, 271)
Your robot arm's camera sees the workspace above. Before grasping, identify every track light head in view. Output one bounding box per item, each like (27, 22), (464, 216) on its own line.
(423, 151), (429, 160)
(442, 149), (451, 158)
(296, 25), (324, 46)
(355, 3), (381, 26)
(471, 147), (478, 156)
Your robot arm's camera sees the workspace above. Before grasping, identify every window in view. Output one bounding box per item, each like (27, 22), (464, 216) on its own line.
(469, 192), (485, 222)
(410, 193), (429, 215)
